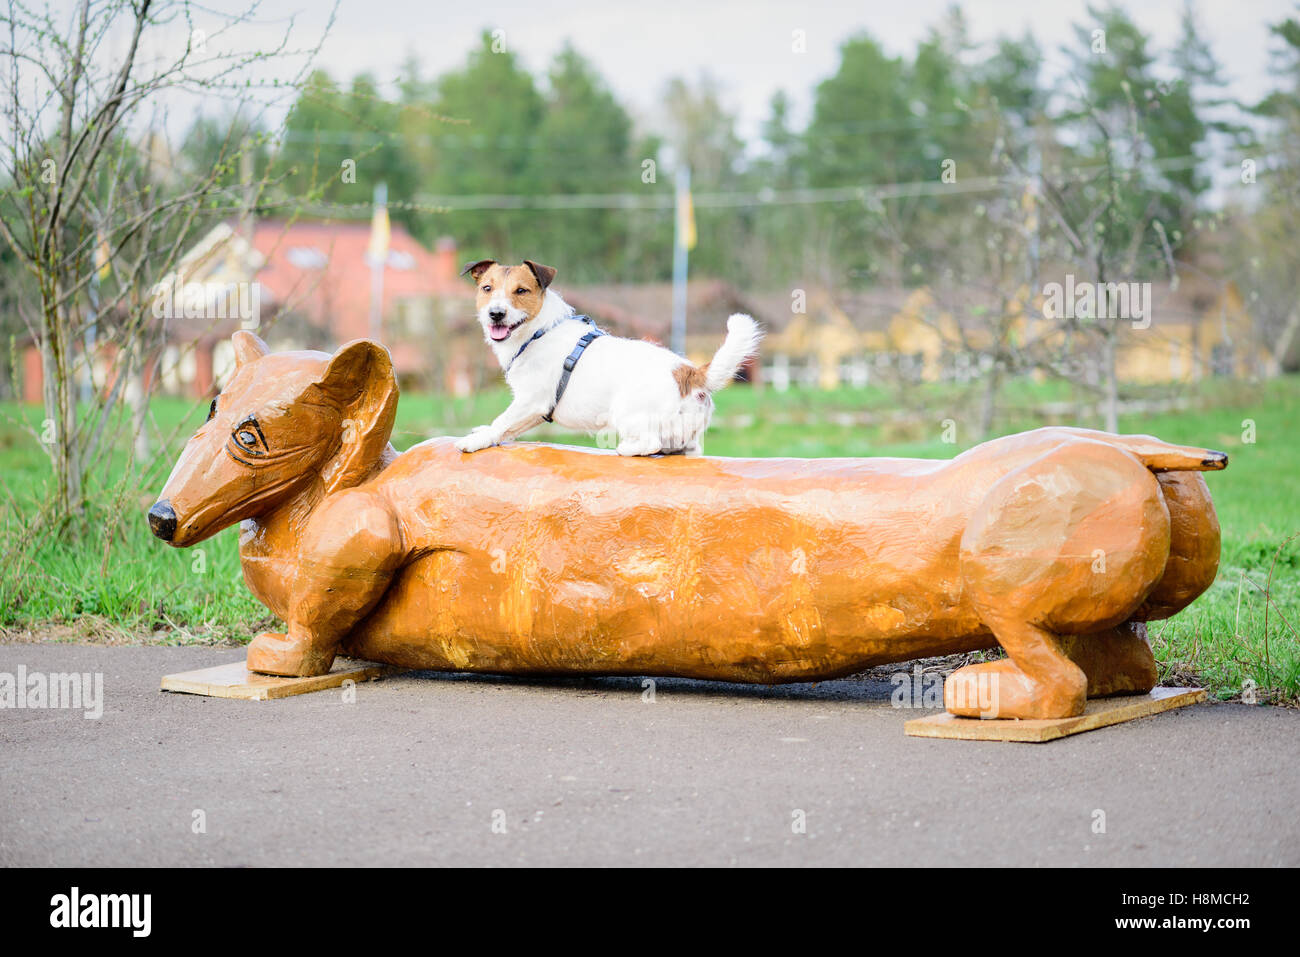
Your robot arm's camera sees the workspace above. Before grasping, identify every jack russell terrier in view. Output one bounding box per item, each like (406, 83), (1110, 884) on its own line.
(455, 259), (762, 456)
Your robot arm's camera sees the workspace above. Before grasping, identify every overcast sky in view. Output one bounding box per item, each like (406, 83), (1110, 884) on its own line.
(238, 0), (1297, 143)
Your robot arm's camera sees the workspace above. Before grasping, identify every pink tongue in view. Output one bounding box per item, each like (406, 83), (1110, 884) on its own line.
(490, 325), (511, 341)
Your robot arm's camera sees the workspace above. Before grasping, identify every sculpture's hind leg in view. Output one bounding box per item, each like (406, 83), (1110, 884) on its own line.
(1136, 471), (1221, 621)
(947, 621), (1157, 717)
(944, 620), (1087, 719)
(1056, 621), (1158, 698)
(950, 439), (1171, 718)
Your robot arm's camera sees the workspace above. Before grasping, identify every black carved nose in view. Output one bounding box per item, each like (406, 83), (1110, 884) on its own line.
(148, 500), (176, 542)
(488, 307), (506, 321)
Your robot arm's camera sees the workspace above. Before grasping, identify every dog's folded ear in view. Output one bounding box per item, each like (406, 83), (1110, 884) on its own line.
(314, 339), (399, 494)
(232, 330), (270, 369)
(523, 260), (556, 289)
(460, 259), (496, 282)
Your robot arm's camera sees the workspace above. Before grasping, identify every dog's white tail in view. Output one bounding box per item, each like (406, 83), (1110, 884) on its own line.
(705, 314), (763, 392)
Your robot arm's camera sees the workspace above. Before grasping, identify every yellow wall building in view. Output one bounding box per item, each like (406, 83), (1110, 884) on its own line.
(762, 278), (1268, 388)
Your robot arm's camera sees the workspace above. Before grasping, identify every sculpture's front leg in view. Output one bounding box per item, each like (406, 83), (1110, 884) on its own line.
(247, 628), (337, 677)
(246, 491), (404, 677)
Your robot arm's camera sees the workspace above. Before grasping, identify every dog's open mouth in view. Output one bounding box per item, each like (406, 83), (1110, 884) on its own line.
(489, 320), (524, 342)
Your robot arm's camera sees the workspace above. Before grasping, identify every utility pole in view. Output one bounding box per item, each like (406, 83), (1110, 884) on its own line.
(368, 182), (389, 340)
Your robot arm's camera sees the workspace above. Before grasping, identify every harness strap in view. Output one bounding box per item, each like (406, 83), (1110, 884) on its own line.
(507, 314), (593, 371)
(507, 326), (548, 370)
(544, 326), (606, 423)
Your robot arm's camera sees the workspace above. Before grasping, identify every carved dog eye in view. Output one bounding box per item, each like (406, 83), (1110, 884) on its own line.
(226, 416), (268, 464)
(207, 398), (217, 422)
(231, 416), (267, 455)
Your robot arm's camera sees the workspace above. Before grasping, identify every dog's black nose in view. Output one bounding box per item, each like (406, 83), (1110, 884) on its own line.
(148, 500), (177, 542)
(488, 307), (507, 321)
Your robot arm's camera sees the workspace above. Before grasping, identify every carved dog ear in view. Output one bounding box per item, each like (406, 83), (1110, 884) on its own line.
(460, 259), (496, 282)
(232, 330), (270, 369)
(523, 260), (556, 290)
(314, 339), (399, 494)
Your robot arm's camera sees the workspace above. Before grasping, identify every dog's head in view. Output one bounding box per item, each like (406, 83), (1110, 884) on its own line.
(148, 331), (398, 547)
(461, 259), (557, 346)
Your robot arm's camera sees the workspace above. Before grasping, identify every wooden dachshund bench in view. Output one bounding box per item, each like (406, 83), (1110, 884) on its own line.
(151, 332), (1225, 722)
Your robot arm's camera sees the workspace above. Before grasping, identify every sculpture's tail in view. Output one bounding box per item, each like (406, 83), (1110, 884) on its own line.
(1109, 435), (1229, 473)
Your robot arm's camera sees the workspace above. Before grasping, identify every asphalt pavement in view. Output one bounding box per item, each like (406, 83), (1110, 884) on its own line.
(1, 643), (1295, 866)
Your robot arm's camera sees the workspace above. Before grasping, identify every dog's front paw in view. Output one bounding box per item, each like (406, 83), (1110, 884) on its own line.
(455, 428), (500, 453)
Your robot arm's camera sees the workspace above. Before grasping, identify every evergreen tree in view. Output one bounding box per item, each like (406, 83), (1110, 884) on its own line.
(1236, 11), (1300, 370)
(527, 45), (637, 281)
(278, 70), (419, 228)
(425, 32), (545, 257)
(1060, 4), (1210, 244)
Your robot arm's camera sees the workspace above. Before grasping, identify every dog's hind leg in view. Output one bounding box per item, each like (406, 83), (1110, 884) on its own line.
(616, 434), (664, 456)
(950, 438), (1171, 718)
(612, 409), (663, 454)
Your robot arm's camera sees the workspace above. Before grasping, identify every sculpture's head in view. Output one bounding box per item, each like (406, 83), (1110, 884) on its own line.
(148, 331), (398, 547)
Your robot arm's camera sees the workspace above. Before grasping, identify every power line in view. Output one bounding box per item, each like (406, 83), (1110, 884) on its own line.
(236, 144), (1286, 223)
(251, 176), (1003, 219)
(409, 176), (1005, 211)
(272, 107), (1000, 151)
(272, 151), (1264, 216)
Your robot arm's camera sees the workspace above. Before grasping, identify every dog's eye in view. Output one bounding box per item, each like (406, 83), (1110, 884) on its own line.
(207, 399), (217, 422)
(515, 287), (527, 295)
(235, 429), (258, 449)
(481, 284), (491, 292)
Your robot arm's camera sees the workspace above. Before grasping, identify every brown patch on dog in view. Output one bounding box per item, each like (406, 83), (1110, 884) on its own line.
(673, 362), (711, 397)
(470, 263), (550, 320)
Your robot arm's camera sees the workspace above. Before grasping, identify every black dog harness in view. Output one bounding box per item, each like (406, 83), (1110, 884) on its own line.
(507, 315), (607, 423)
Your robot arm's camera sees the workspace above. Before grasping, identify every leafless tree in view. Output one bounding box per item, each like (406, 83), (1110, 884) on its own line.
(0, 0), (334, 524)
(1017, 83), (1179, 432)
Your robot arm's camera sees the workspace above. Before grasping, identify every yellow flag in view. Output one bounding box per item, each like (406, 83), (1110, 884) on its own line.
(368, 204), (390, 264)
(677, 188), (696, 251)
(1021, 182), (1038, 232)
(95, 231), (111, 280)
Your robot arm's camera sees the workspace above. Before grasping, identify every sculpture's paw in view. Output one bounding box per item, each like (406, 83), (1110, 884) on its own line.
(247, 632), (335, 677)
(944, 659), (1085, 720)
(455, 427), (499, 453)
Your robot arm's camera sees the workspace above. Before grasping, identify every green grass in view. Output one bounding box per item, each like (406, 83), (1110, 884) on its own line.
(2, 375), (1297, 703)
